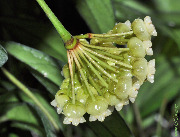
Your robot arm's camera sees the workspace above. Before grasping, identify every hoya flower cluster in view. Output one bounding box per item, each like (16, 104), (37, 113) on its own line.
(51, 16), (157, 126)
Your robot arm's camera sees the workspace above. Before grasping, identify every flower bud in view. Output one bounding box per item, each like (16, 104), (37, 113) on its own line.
(86, 95), (108, 115)
(147, 59), (155, 83)
(74, 76), (81, 91)
(63, 101), (86, 118)
(132, 19), (151, 41)
(142, 41), (153, 55)
(104, 92), (120, 106)
(114, 76), (132, 99)
(63, 102), (86, 126)
(144, 16), (157, 36)
(60, 78), (70, 89)
(127, 37), (146, 58)
(132, 58), (148, 82)
(89, 85), (98, 95)
(62, 64), (70, 78)
(55, 89), (70, 108)
(112, 22), (131, 34)
(76, 88), (89, 104)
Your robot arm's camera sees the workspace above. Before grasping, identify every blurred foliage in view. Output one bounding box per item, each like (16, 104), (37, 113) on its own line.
(0, 0), (180, 137)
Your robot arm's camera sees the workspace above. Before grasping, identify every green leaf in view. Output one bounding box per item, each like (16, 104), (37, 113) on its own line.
(0, 44), (8, 67)
(142, 115), (155, 129)
(76, 0), (115, 33)
(152, 0), (180, 50)
(113, 0), (152, 21)
(31, 70), (59, 95)
(10, 121), (44, 137)
(4, 42), (63, 86)
(32, 104), (58, 137)
(23, 90), (64, 137)
(114, 0), (151, 17)
(1, 102), (43, 136)
(37, 30), (67, 63)
(137, 56), (180, 117)
(19, 90), (64, 132)
(0, 91), (18, 104)
(154, 0), (180, 12)
(0, 80), (16, 91)
(6, 103), (39, 125)
(86, 111), (134, 137)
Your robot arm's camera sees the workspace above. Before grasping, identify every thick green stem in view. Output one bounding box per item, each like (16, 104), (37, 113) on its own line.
(1, 68), (59, 131)
(36, 0), (71, 43)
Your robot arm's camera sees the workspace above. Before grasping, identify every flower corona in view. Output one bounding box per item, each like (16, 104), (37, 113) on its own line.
(51, 16), (157, 126)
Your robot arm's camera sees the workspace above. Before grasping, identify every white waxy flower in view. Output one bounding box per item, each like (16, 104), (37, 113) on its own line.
(89, 109), (112, 122)
(143, 41), (153, 55)
(50, 99), (57, 107)
(115, 102), (123, 111)
(128, 81), (141, 103)
(144, 16), (157, 36)
(123, 99), (129, 105)
(57, 107), (62, 114)
(124, 20), (131, 30)
(63, 117), (86, 126)
(115, 99), (130, 111)
(50, 99), (63, 114)
(147, 59), (155, 83)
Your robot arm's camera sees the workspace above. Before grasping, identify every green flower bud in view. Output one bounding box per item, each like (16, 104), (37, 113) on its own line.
(132, 58), (148, 82)
(60, 78), (70, 89)
(112, 23), (131, 34)
(127, 37), (146, 58)
(63, 101), (86, 118)
(108, 81), (117, 94)
(122, 53), (132, 65)
(132, 19), (150, 41)
(89, 85), (98, 95)
(86, 95), (108, 115)
(62, 64), (70, 78)
(114, 76), (132, 99)
(55, 89), (70, 108)
(76, 88), (89, 104)
(104, 92), (120, 106)
(118, 67), (132, 77)
(90, 38), (100, 45)
(74, 75), (81, 92)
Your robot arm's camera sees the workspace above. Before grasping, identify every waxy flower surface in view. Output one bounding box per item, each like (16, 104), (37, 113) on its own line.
(51, 16), (157, 126)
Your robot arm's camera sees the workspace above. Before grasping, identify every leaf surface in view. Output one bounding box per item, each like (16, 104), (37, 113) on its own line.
(76, 0), (115, 33)
(5, 42), (63, 86)
(0, 45), (8, 67)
